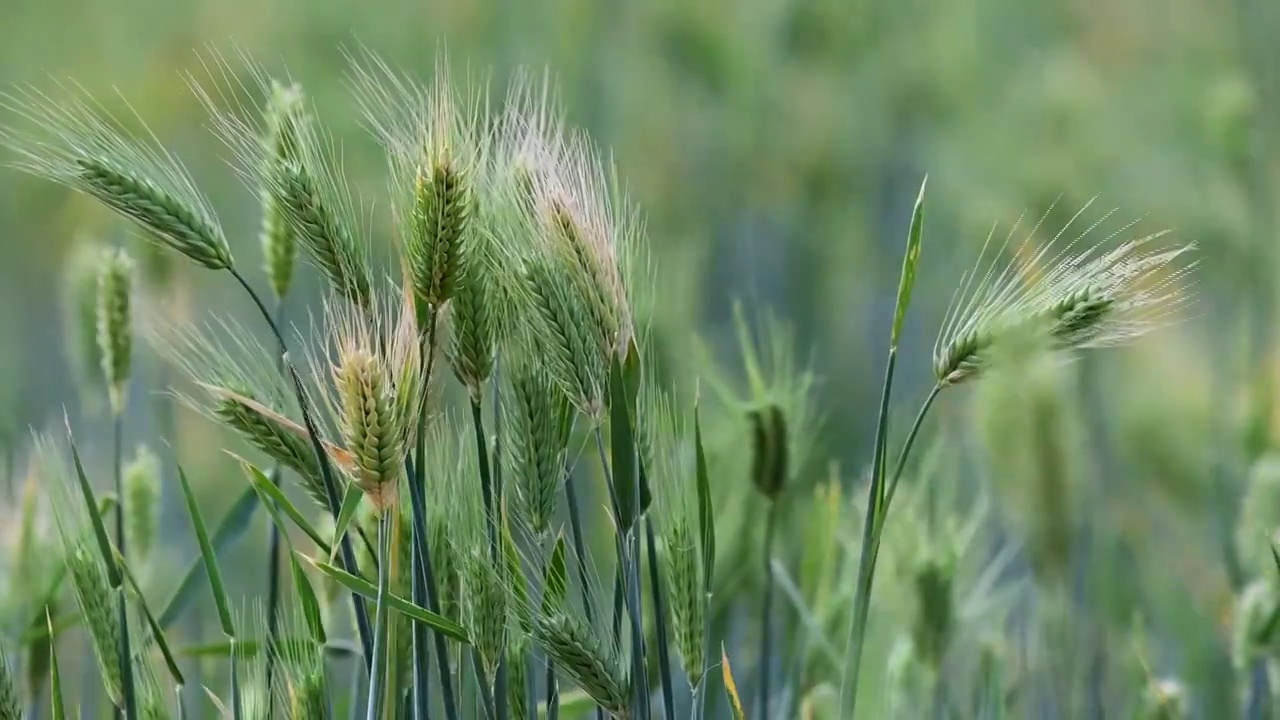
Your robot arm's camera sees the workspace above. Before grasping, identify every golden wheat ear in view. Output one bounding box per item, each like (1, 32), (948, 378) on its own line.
(199, 383), (357, 471)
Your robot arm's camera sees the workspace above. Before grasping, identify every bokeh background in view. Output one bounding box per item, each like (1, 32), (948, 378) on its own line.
(1, 0), (1279, 716)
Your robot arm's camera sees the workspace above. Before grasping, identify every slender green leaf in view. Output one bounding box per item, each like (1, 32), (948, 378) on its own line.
(158, 487), (257, 629)
(609, 356), (639, 531)
(329, 485), (363, 563)
(20, 613), (81, 644)
(116, 551), (186, 686)
(542, 533), (568, 614)
(890, 176), (927, 349)
(241, 461), (331, 552)
(46, 611), (66, 720)
(176, 465), (235, 637)
(66, 433), (121, 587)
(290, 553), (328, 645)
(307, 556), (471, 643)
(694, 401), (715, 588)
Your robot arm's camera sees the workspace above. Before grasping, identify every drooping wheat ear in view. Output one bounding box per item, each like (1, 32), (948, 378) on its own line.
(63, 238), (106, 404)
(934, 200), (1196, 386)
(533, 612), (631, 717)
(0, 82), (233, 269)
(639, 382), (706, 687)
(123, 444), (161, 572)
(312, 287), (421, 511)
(260, 79), (306, 301)
(0, 644), (19, 720)
(96, 248), (134, 414)
(191, 52), (372, 307)
(148, 316), (331, 509)
(347, 48), (483, 311)
(504, 354), (574, 537)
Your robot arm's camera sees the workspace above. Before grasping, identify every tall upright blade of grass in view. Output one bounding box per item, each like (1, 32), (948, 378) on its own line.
(838, 177), (927, 718)
(46, 612), (66, 720)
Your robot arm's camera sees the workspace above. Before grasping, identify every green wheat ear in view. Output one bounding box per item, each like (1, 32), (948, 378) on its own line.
(192, 52), (372, 308)
(504, 355), (573, 537)
(447, 230), (501, 399)
(346, 48), (483, 312)
(96, 248), (134, 415)
(260, 79), (307, 301)
(0, 83), (233, 270)
(123, 444), (161, 572)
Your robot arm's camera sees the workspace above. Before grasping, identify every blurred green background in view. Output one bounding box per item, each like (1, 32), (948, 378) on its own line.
(1, 0), (1278, 716)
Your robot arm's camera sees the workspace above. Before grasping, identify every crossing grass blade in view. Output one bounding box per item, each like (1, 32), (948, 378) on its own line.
(66, 432), (122, 587)
(177, 464), (235, 638)
(117, 551), (186, 687)
(291, 552), (329, 644)
(329, 484), (363, 563)
(305, 556), (471, 643)
(241, 460), (332, 552)
(158, 486), (258, 629)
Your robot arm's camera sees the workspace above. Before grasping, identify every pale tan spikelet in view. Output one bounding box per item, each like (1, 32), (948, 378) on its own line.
(0, 82), (233, 269)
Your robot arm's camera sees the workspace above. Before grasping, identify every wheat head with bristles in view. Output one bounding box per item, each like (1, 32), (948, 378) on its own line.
(933, 199), (1196, 386)
(191, 52), (373, 308)
(123, 444), (161, 573)
(259, 79), (307, 301)
(63, 238), (107, 405)
(148, 315), (337, 509)
(638, 378), (708, 688)
(0, 81), (233, 270)
(504, 352), (574, 538)
(347, 48), (485, 312)
(310, 287), (422, 512)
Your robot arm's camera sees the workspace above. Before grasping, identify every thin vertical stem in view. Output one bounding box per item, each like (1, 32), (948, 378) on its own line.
(562, 467), (607, 720)
(645, 517), (676, 720)
(469, 398), (507, 720)
(113, 413), (138, 720)
(366, 512), (393, 720)
(265, 298), (287, 714)
(409, 312), (457, 720)
(758, 501), (779, 720)
(470, 652), (496, 720)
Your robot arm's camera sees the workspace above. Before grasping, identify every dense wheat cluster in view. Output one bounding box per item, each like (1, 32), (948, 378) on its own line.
(0, 46), (1201, 720)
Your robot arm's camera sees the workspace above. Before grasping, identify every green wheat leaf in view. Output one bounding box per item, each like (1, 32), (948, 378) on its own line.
(240, 461), (330, 552)
(694, 400), (715, 589)
(306, 557), (470, 643)
(177, 464), (235, 637)
(158, 486), (257, 629)
(328, 484), (362, 563)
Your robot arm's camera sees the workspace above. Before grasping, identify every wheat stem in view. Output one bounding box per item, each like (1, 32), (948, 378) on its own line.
(883, 383), (944, 512)
(758, 500), (779, 720)
(468, 399), (507, 720)
(264, 297), (287, 717)
(112, 413), (138, 720)
(366, 512), (393, 720)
